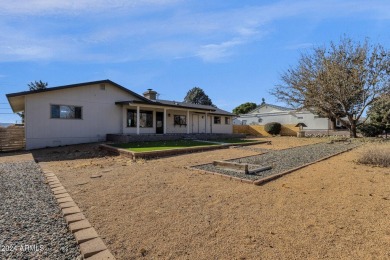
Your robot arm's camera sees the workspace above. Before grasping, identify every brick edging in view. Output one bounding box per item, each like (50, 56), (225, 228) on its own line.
(187, 146), (357, 186)
(39, 164), (116, 260)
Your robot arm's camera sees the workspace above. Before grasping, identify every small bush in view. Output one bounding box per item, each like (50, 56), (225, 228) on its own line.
(357, 143), (390, 167)
(358, 123), (383, 137)
(264, 122), (282, 135)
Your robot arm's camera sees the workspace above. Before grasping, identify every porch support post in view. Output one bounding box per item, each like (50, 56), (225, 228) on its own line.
(205, 112), (208, 134)
(163, 108), (167, 134)
(136, 106), (140, 135)
(187, 110), (190, 134)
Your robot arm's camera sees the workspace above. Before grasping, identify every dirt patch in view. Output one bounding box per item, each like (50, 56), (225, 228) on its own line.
(18, 137), (390, 259)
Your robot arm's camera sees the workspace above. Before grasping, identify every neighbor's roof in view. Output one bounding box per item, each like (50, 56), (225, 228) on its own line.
(246, 103), (294, 114)
(6, 79), (151, 112)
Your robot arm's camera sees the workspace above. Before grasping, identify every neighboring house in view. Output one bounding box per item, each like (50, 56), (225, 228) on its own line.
(6, 80), (234, 150)
(233, 103), (337, 130)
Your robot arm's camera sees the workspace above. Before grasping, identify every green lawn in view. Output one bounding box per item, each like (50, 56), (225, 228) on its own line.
(112, 139), (260, 152)
(112, 140), (219, 152)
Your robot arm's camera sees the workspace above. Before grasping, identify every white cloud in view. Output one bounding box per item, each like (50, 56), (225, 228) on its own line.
(0, 0), (180, 15)
(197, 39), (244, 62)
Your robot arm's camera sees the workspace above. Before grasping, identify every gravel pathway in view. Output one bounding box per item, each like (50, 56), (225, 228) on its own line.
(194, 142), (361, 181)
(0, 161), (81, 259)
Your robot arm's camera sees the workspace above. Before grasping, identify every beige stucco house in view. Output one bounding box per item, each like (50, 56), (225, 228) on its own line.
(7, 80), (234, 150)
(233, 103), (334, 130)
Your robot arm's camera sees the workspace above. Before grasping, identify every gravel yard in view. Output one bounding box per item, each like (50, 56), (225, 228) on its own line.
(0, 161), (80, 259)
(194, 142), (361, 180)
(5, 137), (389, 259)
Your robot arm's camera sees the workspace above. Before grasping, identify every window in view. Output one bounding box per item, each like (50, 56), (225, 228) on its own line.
(127, 109), (153, 127)
(258, 118), (262, 123)
(51, 105), (82, 119)
(214, 116), (221, 124)
(225, 117), (230, 124)
(174, 115), (186, 126)
(297, 117), (303, 119)
(242, 120), (247, 125)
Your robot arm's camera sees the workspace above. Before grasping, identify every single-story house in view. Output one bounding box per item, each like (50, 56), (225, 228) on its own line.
(6, 80), (234, 150)
(233, 103), (344, 130)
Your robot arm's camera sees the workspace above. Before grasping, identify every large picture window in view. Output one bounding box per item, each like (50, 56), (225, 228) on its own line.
(127, 109), (153, 127)
(51, 105), (82, 119)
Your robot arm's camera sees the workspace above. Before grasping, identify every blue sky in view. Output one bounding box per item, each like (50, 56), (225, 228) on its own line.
(1, 0), (390, 123)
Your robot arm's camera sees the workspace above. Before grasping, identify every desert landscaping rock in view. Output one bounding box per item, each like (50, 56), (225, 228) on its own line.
(0, 161), (80, 259)
(195, 142), (361, 180)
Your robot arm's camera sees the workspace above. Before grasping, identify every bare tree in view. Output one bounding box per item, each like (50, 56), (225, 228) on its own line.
(272, 37), (390, 137)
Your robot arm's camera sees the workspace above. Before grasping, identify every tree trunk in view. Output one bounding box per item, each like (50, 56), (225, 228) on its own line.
(331, 117), (337, 130)
(350, 121), (357, 138)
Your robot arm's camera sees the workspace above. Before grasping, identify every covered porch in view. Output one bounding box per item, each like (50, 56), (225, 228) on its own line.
(115, 101), (215, 135)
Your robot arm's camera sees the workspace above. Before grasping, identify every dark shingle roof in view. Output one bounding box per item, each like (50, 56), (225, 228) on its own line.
(6, 79), (151, 102)
(157, 100), (234, 116)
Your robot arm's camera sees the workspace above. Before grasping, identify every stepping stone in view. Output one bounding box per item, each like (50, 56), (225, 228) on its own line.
(79, 238), (107, 258)
(69, 219), (92, 233)
(85, 249), (115, 260)
(74, 227), (99, 243)
(64, 213), (86, 224)
(77, 181), (89, 186)
(62, 206), (81, 216)
(90, 174), (102, 178)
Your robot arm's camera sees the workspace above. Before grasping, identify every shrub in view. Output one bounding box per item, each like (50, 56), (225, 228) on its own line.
(357, 123), (383, 137)
(357, 143), (390, 167)
(264, 122), (282, 135)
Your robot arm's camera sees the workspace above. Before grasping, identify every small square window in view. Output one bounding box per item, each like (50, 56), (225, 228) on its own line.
(174, 115), (187, 126)
(214, 116), (221, 124)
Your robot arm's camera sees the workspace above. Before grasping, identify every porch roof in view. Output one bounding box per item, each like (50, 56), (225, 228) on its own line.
(115, 100), (234, 116)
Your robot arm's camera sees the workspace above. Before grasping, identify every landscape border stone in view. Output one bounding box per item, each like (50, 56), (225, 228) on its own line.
(39, 164), (116, 259)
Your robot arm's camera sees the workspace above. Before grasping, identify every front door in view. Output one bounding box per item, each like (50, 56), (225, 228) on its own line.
(156, 112), (164, 134)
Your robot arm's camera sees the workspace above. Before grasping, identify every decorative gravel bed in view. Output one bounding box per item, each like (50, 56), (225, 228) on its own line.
(0, 161), (80, 259)
(194, 142), (361, 181)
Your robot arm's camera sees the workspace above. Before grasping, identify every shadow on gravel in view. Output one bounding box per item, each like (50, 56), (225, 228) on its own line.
(29, 143), (118, 163)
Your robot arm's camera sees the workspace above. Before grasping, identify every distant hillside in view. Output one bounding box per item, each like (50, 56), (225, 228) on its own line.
(0, 123), (13, 127)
